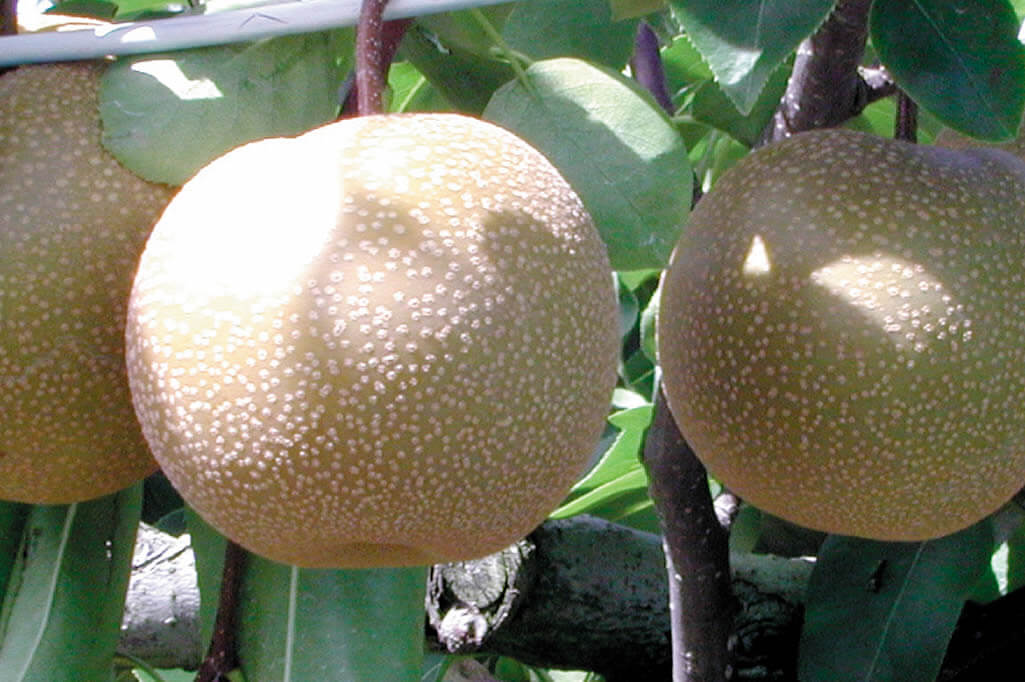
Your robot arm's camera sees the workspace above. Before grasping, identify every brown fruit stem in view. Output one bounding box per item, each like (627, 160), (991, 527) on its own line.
(896, 90), (918, 143)
(344, 17), (412, 117)
(355, 0), (393, 116)
(195, 540), (246, 682)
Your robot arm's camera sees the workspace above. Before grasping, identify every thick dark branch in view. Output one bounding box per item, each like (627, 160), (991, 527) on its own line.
(642, 389), (735, 682)
(121, 517), (1025, 680)
(760, 0), (877, 144)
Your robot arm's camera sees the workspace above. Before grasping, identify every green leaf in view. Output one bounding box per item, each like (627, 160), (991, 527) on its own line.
(415, 5), (515, 57)
(485, 58), (691, 271)
(48, 0), (118, 19)
(387, 62), (452, 113)
(553, 405), (653, 520)
(0, 485), (142, 681)
(799, 520), (994, 682)
(618, 278), (640, 340)
(610, 0), (667, 20)
(399, 24), (514, 114)
(0, 502), (29, 605)
(639, 281), (660, 363)
(669, 0), (835, 114)
(689, 57), (791, 146)
(502, 0), (640, 69)
(870, 0), (1025, 141)
(100, 30), (353, 186)
(186, 512), (426, 682)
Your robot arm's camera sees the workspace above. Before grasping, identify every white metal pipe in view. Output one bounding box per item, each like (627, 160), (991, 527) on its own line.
(0, 0), (510, 67)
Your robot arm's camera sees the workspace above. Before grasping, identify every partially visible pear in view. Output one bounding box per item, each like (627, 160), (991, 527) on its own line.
(1, 62), (173, 503)
(658, 128), (1025, 541)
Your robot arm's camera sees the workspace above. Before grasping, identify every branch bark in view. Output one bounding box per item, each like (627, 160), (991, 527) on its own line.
(642, 390), (735, 682)
(119, 518), (810, 680)
(759, 0), (891, 145)
(119, 516), (1025, 680)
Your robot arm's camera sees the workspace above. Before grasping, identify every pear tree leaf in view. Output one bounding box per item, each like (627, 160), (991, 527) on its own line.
(689, 57), (792, 146)
(0, 485), (142, 681)
(100, 30), (353, 186)
(553, 405), (653, 520)
(0, 502), (29, 605)
(610, 0), (667, 20)
(669, 0), (835, 115)
(799, 520), (994, 682)
(186, 511), (425, 682)
(414, 4), (514, 57)
(398, 23), (514, 114)
(502, 0), (640, 69)
(485, 58), (692, 271)
(870, 0), (1025, 141)
(387, 62), (452, 113)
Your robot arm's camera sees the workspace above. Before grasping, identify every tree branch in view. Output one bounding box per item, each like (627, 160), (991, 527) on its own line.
(120, 516), (1025, 680)
(760, 0), (879, 144)
(642, 389), (735, 682)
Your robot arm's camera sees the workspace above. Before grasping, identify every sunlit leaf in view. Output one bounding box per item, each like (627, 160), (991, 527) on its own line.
(101, 30), (352, 186)
(485, 58), (691, 271)
(669, 0), (835, 114)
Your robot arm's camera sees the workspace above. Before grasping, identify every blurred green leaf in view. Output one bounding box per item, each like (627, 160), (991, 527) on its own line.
(799, 520), (994, 682)
(399, 24), (513, 114)
(387, 62), (452, 113)
(485, 58), (691, 271)
(48, 0), (117, 18)
(1005, 521), (1025, 594)
(101, 30), (352, 186)
(870, 0), (1025, 141)
(186, 511), (425, 682)
(661, 34), (714, 101)
(502, 0), (640, 69)
(0, 485), (142, 681)
(415, 4), (514, 57)
(0, 502), (29, 605)
(618, 278), (640, 340)
(639, 280), (660, 363)
(553, 405), (653, 520)
(610, 0), (666, 20)
(689, 57), (791, 146)
(141, 471), (184, 526)
(669, 0), (834, 114)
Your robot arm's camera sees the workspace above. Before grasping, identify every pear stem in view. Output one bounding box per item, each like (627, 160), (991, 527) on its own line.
(195, 540), (246, 682)
(895, 90), (918, 143)
(355, 0), (392, 115)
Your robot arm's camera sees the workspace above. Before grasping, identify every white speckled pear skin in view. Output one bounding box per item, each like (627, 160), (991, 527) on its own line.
(125, 113), (619, 568)
(0, 63), (172, 503)
(658, 128), (1025, 541)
